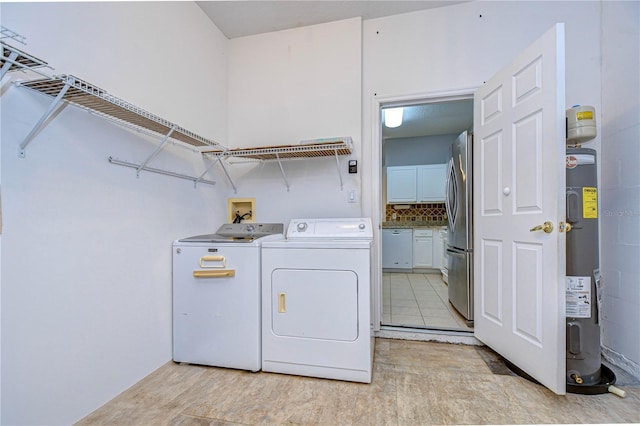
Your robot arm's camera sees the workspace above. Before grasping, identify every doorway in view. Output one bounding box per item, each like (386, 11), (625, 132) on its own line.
(379, 95), (473, 333)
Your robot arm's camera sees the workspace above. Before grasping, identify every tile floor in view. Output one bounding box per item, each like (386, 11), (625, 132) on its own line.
(382, 272), (473, 331)
(78, 338), (640, 425)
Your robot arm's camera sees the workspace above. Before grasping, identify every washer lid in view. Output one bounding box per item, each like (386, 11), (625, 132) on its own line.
(286, 218), (372, 239)
(178, 223), (284, 243)
(177, 234), (256, 243)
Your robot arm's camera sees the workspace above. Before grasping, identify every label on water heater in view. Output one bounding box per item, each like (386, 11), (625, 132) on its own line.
(582, 187), (598, 219)
(566, 276), (592, 318)
(576, 110), (594, 121)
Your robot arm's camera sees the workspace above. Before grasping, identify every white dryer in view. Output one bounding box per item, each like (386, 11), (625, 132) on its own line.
(261, 218), (373, 383)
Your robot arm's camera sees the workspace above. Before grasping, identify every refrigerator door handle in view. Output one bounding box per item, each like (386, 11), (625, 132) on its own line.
(446, 247), (464, 256)
(445, 158), (456, 231)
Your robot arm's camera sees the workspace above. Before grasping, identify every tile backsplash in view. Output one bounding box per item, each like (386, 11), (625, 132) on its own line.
(385, 203), (447, 222)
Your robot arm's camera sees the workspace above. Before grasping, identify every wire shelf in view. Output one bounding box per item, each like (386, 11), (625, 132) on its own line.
(19, 74), (223, 149)
(1, 41), (50, 75)
(202, 137), (354, 192)
(202, 137), (353, 160)
(1, 26), (27, 44)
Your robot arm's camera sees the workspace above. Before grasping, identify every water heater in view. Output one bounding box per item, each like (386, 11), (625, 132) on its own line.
(564, 107), (623, 396)
(565, 147), (601, 386)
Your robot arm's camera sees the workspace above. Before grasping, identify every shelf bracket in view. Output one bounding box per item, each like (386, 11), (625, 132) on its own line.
(18, 82), (70, 158)
(136, 124), (176, 176)
(0, 50), (19, 80)
(205, 156), (237, 193)
(333, 147), (344, 190)
(275, 153), (291, 192)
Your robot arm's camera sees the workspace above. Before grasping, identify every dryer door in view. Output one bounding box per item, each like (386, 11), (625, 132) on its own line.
(271, 269), (358, 341)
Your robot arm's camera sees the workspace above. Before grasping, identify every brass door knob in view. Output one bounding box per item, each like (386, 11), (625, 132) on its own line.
(530, 221), (554, 234)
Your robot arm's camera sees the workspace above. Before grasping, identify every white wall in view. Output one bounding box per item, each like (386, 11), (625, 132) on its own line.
(362, 0), (638, 378)
(226, 18), (363, 223)
(362, 1), (602, 219)
(0, 3), (229, 424)
(600, 1), (640, 376)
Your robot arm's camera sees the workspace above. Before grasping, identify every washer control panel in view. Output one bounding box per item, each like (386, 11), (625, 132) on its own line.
(216, 223), (284, 238)
(287, 218), (372, 239)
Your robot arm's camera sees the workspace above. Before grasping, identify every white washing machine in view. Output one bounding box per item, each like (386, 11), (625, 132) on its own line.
(172, 223), (283, 372)
(261, 218), (373, 383)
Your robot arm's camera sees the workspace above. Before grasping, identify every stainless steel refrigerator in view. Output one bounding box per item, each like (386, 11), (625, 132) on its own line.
(445, 131), (473, 325)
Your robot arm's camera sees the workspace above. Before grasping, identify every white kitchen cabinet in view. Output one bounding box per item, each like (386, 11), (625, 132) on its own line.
(382, 229), (413, 269)
(412, 229), (434, 268)
(417, 164), (447, 202)
(386, 166), (417, 203)
(387, 164), (446, 204)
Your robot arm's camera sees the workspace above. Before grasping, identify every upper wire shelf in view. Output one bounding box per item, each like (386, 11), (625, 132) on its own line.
(1, 29), (51, 79)
(6, 22), (352, 191)
(201, 137), (354, 192)
(1, 26), (27, 44)
(201, 137), (353, 160)
(19, 74), (224, 149)
(0, 42), (49, 73)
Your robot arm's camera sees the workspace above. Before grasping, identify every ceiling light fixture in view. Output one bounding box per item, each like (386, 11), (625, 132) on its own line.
(384, 107), (403, 128)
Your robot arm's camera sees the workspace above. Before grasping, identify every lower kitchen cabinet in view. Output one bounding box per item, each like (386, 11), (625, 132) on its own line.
(412, 229), (434, 268)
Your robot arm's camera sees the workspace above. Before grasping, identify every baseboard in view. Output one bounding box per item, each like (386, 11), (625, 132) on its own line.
(602, 346), (640, 381)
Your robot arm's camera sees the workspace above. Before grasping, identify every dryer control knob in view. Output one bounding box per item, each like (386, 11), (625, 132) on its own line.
(296, 222), (308, 232)
(359, 223), (366, 230)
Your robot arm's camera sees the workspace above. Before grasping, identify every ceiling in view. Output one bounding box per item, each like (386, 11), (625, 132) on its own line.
(196, 1), (468, 39)
(382, 100), (473, 140)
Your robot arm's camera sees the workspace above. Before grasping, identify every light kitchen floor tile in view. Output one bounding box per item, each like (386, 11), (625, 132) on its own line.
(391, 314), (425, 327)
(383, 272), (473, 331)
(389, 298), (419, 308)
(78, 338), (640, 425)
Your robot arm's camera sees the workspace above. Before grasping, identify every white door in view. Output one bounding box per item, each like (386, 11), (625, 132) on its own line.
(473, 24), (567, 394)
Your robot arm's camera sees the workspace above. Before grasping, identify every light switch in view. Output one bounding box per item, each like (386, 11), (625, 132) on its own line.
(348, 189), (357, 203)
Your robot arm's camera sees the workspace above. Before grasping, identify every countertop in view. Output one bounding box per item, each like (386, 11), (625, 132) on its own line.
(382, 221), (448, 229)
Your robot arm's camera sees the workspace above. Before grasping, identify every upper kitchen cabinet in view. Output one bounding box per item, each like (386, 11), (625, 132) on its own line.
(386, 166), (417, 203)
(387, 164), (446, 204)
(417, 164), (446, 202)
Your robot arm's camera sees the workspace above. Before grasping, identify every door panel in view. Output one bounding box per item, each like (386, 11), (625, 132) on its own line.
(271, 269), (358, 341)
(479, 239), (503, 325)
(479, 131), (503, 215)
(474, 23), (566, 394)
(513, 242), (543, 344)
(514, 111), (543, 212)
